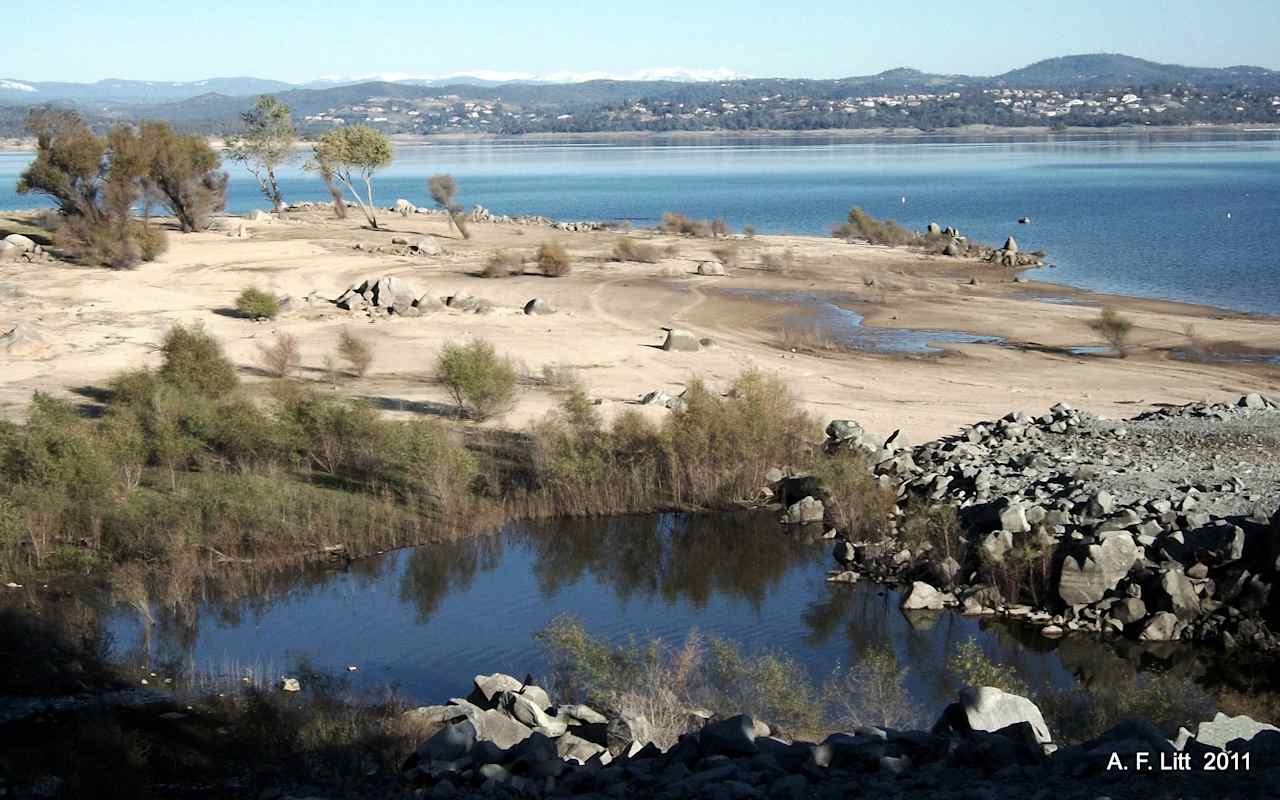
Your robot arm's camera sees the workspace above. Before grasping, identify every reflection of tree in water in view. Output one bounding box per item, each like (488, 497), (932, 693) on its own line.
(398, 535), (507, 623)
(515, 513), (819, 612)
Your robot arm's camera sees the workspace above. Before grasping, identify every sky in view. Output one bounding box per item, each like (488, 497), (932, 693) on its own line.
(13, 0), (1280, 83)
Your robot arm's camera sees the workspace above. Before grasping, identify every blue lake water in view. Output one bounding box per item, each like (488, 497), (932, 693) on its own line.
(105, 513), (1164, 711)
(3, 132), (1279, 314)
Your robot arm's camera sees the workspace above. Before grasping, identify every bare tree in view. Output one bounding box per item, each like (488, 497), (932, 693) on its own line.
(428, 173), (470, 239)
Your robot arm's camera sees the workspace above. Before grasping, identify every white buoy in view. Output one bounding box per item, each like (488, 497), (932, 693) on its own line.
(901, 196), (907, 204)
(1227, 212), (1232, 219)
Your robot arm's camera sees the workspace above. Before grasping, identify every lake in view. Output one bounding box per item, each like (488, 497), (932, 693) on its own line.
(2, 131), (1279, 314)
(105, 512), (1201, 713)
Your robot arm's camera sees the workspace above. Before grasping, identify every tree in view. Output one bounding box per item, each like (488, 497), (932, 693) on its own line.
(317, 160), (348, 219)
(307, 126), (392, 229)
(226, 96), (297, 212)
(139, 122), (228, 232)
(18, 111), (167, 268)
(17, 109), (107, 220)
(428, 173), (469, 239)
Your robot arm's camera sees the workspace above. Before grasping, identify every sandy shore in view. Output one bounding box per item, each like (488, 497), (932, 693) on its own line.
(3, 208), (1279, 442)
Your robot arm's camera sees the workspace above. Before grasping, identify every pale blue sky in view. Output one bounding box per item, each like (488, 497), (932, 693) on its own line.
(17, 0), (1280, 83)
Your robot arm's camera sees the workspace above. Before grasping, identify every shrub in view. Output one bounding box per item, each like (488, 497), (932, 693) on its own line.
(898, 502), (966, 564)
(139, 121), (228, 232)
(657, 212), (712, 238)
(710, 243), (739, 269)
(435, 339), (518, 420)
(611, 238), (660, 263)
(811, 451), (896, 540)
(710, 218), (730, 239)
(337, 328), (373, 377)
(55, 215), (169, 269)
(1037, 673), (1216, 744)
(536, 242), (571, 277)
(159, 323), (240, 398)
(824, 645), (923, 730)
(1088, 307), (1135, 357)
(946, 638), (1029, 695)
(235, 287), (280, 320)
(482, 249), (522, 278)
(832, 207), (951, 252)
(742, 225), (756, 238)
(759, 248), (795, 273)
(257, 332), (302, 379)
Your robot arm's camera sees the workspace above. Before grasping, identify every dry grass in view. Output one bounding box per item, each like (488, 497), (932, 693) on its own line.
(611, 237), (660, 263)
(257, 332), (302, 379)
(759, 248), (796, 273)
(536, 242), (571, 277)
(1088, 307), (1136, 357)
(337, 328), (374, 378)
(482, 249), (523, 277)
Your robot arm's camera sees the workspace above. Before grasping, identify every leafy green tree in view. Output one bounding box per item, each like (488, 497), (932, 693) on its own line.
(226, 96), (297, 212)
(140, 122), (228, 232)
(427, 173), (469, 239)
(306, 126), (392, 229)
(17, 109), (107, 220)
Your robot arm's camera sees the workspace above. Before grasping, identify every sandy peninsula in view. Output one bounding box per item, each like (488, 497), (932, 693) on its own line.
(2, 207), (1279, 443)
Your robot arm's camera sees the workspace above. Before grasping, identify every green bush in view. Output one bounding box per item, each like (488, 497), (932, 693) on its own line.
(536, 242), (571, 277)
(811, 451), (897, 540)
(55, 215), (169, 269)
(435, 339), (518, 420)
(946, 638), (1030, 696)
(235, 287), (281, 320)
(1088, 307), (1135, 357)
(158, 323), (240, 398)
(898, 502), (966, 564)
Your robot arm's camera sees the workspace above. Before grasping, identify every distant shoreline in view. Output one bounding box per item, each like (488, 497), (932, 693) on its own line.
(3, 123), (1277, 152)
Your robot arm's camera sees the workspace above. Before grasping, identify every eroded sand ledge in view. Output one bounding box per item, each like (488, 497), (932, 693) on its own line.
(2, 207), (1278, 441)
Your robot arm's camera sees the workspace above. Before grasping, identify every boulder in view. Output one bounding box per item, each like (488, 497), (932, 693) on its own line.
(1194, 713), (1280, 750)
(606, 712), (652, 757)
(471, 708), (535, 749)
(0, 241), (22, 262)
(825, 419), (883, 458)
(1003, 236), (1018, 253)
(416, 719), (477, 763)
(781, 496), (824, 525)
(524, 298), (555, 315)
(1056, 533), (1138, 605)
(0, 322), (50, 357)
(699, 714), (766, 757)
(902, 581), (947, 611)
(943, 240), (962, 257)
(555, 733), (607, 765)
(447, 291), (481, 311)
(661, 328), (701, 352)
(1156, 568), (1201, 619)
(1240, 392), (1268, 410)
(926, 222), (941, 235)
(3, 233), (36, 252)
(696, 261), (726, 276)
(249, 210), (273, 223)
(412, 238), (442, 256)
(1139, 611), (1180, 641)
(555, 704), (606, 726)
(942, 686), (1052, 745)
(1111, 597), (1147, 625)
(415, 294), (444, 312)
(502, 692), (567, 737)
(394, 198), (417, 217)
(468, 673), (523, 709)
(279, 677), (302, 692)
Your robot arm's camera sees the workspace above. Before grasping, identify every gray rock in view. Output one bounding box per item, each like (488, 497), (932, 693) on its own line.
(606, 712), (652, 757)
(1056, 533), (1138, 605)
(1240, 393), (1268, 410)
(902, 581), (947, 611)
(700, 714), (766, 756)
(394, 198), (417, 217)
(661, 328), (702, 352)
(1111, 597), (1147, 625)
(468, 673), (523, 708)
(412, 238), (442, 255)
(1139, 611), (1180, 641)
(1157, 568), (1201, 619)
(503, 692), (567, 737)
(3, 233), (36, 252)
(1003, 236), (1018, 253)
(555, 703), (607, 725)
(416, 719), (477, 763)
(556, 733), (607, 764)
(696, 261), (726, 276)
(781, 496), (824, 525)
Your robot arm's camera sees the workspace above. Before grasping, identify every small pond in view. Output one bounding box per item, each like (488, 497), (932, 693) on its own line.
(105, 513), (1202, 712)
(719, 289), (1003, 354)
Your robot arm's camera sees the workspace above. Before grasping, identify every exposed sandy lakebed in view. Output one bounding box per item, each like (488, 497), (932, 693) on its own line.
(2, 207), (1279, 442)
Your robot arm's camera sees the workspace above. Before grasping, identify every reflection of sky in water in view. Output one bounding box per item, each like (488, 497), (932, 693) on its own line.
(721, 288), (1003, 354)
(107, 513), (1154, 713)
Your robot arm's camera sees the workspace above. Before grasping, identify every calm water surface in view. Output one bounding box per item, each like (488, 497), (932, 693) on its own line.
(3, 132), (1278, 313)
(107, 513), (1186, 711)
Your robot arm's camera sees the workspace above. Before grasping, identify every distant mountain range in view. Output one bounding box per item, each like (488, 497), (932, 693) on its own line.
(2, 54), (1277, 106)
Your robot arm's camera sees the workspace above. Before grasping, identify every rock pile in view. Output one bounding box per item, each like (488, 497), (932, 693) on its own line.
(400, 675), (1278, 798)
(336, 276), (429, 315)
(819, 394), (1280, 649)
